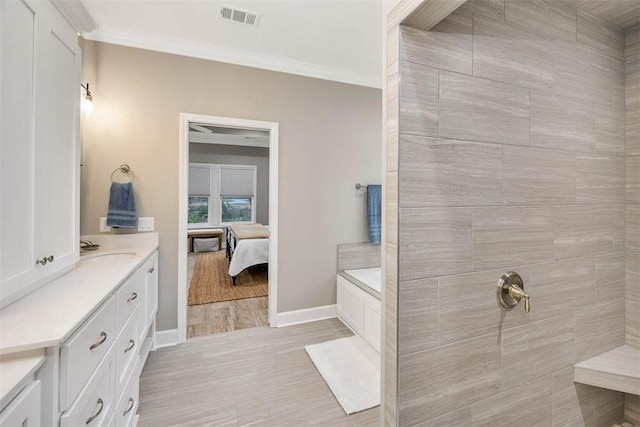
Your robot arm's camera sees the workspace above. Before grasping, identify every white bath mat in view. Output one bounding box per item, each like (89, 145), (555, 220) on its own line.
(305, 335), (380, 415)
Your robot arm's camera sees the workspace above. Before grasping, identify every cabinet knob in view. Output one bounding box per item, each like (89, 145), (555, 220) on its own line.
(89, 331), (107, 350)
(124, 339), (135, 353)
(148, 266), (155, 274)
(127, 292), (138, 303)
(36, 255), (54, 266)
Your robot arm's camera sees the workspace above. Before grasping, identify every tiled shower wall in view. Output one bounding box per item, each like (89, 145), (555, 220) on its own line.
(625, 23), (640, 425)
(393, 1), (630, 425)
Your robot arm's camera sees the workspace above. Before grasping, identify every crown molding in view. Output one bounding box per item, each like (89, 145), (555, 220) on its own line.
(51, 0), (98, 34)
(82, 28), (382, 89)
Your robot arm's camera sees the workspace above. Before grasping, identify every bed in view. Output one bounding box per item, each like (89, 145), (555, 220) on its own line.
(226, 223), (269, 286)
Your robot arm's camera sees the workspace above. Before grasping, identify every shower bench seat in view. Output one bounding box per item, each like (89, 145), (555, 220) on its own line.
(574, 345), (640, 395)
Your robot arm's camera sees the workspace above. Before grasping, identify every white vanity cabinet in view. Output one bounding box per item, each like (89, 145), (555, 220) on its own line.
(54, 251), (159, 427)
(0, 381), (42, 426)
(0, 0), (80, 308)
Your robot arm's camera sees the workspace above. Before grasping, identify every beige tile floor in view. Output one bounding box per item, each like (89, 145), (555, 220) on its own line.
(187, 253), (269, 338)
(138, 318), (380, 426)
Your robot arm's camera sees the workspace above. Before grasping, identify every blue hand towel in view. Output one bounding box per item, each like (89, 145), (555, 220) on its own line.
(106, 182), (137, 228)
(367, 185), (382, 244)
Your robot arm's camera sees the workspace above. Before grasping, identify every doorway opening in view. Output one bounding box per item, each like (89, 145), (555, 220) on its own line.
(177, 114), (279, 343)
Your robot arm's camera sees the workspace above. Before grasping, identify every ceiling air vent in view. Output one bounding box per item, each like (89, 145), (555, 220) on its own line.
(219, 5), (261, 27)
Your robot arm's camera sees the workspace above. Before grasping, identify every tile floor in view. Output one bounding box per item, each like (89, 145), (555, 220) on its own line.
(138, 318), (380, 426)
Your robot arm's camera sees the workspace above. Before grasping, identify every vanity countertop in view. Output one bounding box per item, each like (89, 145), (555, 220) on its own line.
(0, 233), (159, 356)
(0, 349), (45, 408)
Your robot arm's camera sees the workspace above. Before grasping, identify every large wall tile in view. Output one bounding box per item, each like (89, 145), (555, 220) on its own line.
(387, 98), (398, 172)
(594, 253), (625, 305)
(400, 136), (502, 207)
(414, 407), (472, 427)
(386, 243), (398, 316)
(438, 267), (529, 345)
(577, 10), (624, 61)
(399, 208), (472, 280)
(472, 207), (554, 271)
(399, 61), (438, 137)
(398, 277), (438, 355)
(627, 155), (640, 203)
(471, 375), (552, 427)
(553, 205), (625, 260)
(473, 12), (553, 90)
(552, 368), (585, 427)
(627, 205), (640, 254)
(474, 0), (504, 21)
(398, 333), (501, 425)
(503, 145), (576, 205)
(530, 91), (596, 153)
(384, 313), (398, 426)
(595, 103), (625, 155)
(387, 26), (399, 103)
(529, 258), (595, 322)
(554, 43), (618, 107)
(576, 154), (625, 203)
(504, 0), (576, 43)
(439, 71), (530, 146)
(400, 25), (472, 76)
(502, 314), (575, 389)
(386, 172), (398, 245)
(575, 298), (625, 361)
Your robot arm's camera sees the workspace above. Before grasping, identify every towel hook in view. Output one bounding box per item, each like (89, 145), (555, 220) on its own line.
(110, 164), (135, 183)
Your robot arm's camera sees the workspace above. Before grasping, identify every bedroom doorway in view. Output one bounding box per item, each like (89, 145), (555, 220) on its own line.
(177, 114), (279, 343)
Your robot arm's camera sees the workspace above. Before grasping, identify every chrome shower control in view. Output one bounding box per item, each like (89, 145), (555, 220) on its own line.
(497, 271), (530, 313)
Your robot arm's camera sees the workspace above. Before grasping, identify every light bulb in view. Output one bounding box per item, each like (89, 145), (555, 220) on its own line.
(82, 93), (93, 117)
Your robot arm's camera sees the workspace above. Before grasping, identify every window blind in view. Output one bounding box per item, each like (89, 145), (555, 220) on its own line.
(188, 166), (211, 196)
(220, 167), (254, 196)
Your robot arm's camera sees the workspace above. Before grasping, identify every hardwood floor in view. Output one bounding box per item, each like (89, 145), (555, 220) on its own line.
(138, 318), (380, 426)
(187, 252), (269, 338)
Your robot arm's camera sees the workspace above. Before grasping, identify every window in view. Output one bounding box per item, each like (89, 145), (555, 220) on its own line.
(221, 197), (252, 222)
(188, 196), (209, 223)
(188, 163), (257, 227)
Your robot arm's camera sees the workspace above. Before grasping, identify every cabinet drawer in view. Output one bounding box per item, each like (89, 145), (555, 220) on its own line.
(116, 268), (145, 332)
(60, 296), (116, 409)
(0, 380), (41, 426)
(61, 349), (115, 427)
(116, 308), (140, 397)
(115, 356), (139, 427)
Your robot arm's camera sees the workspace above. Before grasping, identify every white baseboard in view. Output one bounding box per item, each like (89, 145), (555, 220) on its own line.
(274, 304), (337, 328)
(154, 329), (179, 349)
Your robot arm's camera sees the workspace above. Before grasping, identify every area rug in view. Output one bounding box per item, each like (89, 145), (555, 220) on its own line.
(188, 251), (268, 305)
(305, 335), (380, 415)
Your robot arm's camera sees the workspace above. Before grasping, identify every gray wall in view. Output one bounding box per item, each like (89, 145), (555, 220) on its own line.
(625, 23), (640, 425)
(389, 2), (630, 425)
(189, 143), (270, 225)
(80, 40), (382, 330)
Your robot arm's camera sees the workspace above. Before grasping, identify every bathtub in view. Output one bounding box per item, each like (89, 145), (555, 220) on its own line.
(337, 267), (381, 352)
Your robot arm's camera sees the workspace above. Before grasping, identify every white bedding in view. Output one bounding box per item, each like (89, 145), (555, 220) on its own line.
(228, 238), (269, 277)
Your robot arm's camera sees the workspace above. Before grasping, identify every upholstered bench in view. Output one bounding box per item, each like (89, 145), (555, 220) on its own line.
(187, 228), (224, 252)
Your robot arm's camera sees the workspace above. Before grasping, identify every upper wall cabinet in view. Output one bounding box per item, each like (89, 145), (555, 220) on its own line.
(0, 0), (80, 307)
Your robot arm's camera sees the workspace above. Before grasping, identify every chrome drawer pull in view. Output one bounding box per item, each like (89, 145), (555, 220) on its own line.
(123, 397), (135, 416)
(147, 266), (155, 274)
(85, 398), (103, 424)
(124, 339), (135, 353)
(36, 255), (54, 265)
(89, 332), (107, 351)
(127, 292), (138, 303)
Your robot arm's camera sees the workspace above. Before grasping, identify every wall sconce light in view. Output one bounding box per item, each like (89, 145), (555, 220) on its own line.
(81, 83), (93, 116)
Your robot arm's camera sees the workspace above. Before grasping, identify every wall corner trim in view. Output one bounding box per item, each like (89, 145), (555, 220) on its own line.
(154, 329), (179, 349)
(274, 304), (337, 328)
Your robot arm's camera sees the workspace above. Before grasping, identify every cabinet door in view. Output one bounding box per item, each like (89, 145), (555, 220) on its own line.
(0, 0), (38, 304)
(33, 0), (80, 279)
(0, 0), (80, 307)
